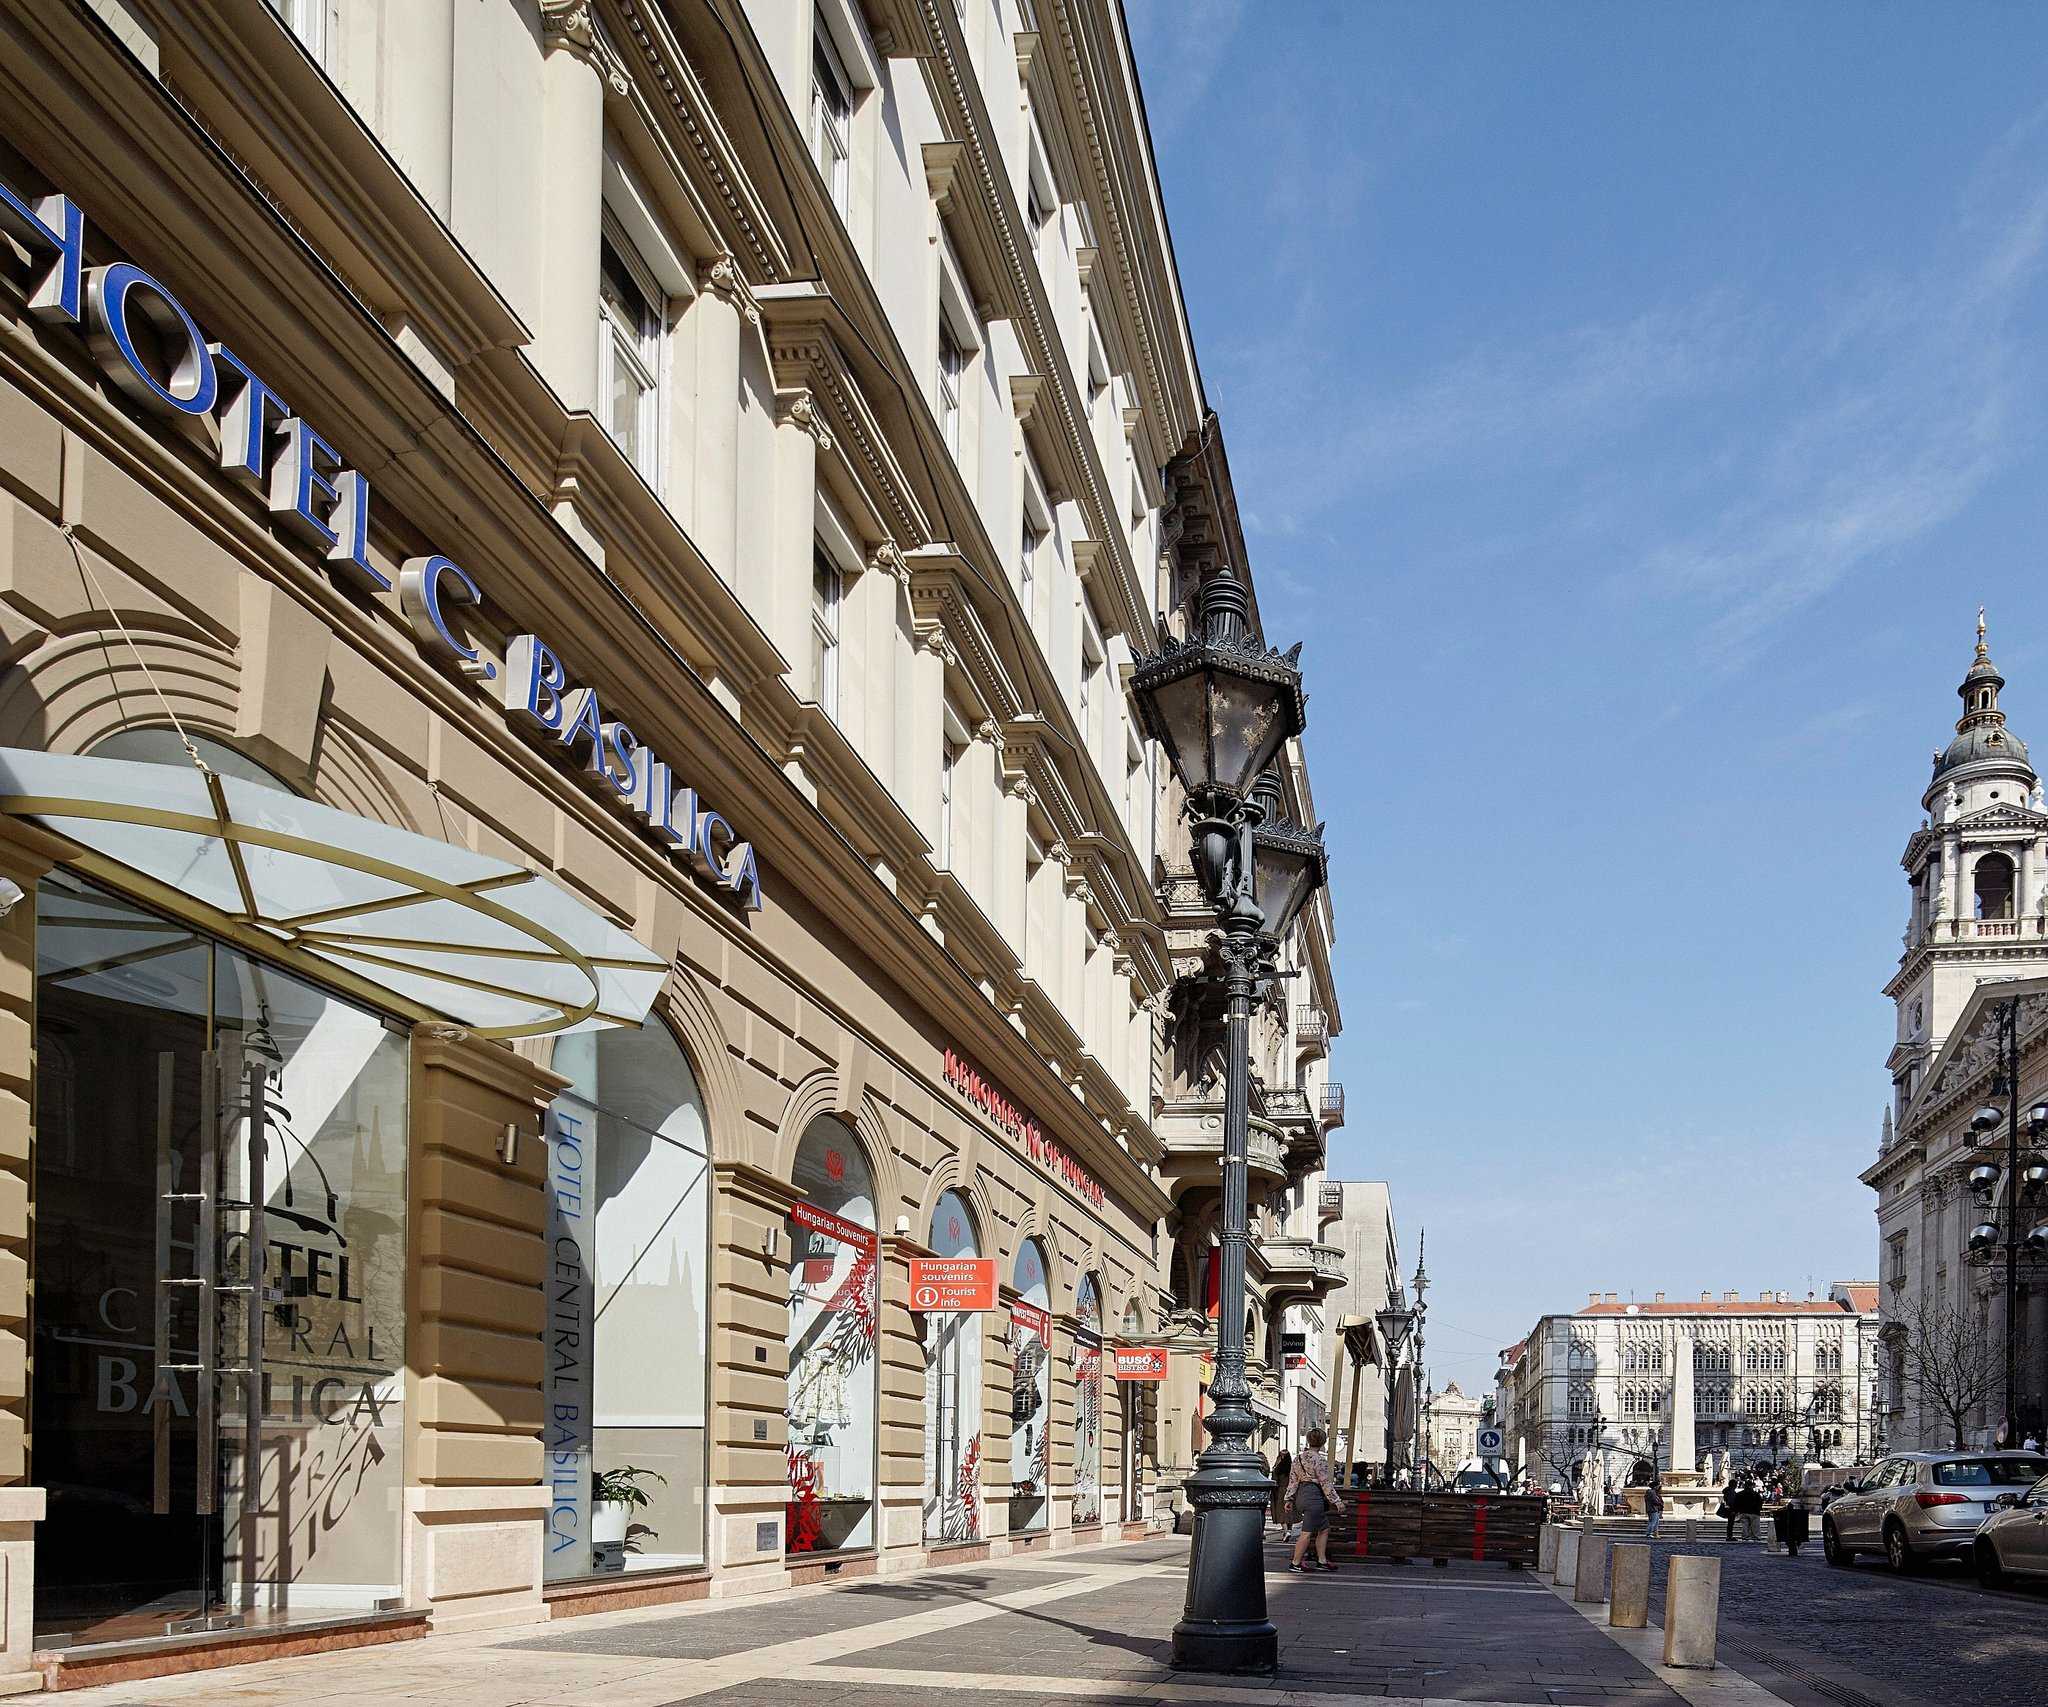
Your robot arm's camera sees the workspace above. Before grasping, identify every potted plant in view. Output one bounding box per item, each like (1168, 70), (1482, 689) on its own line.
(591, 1464), (666, 1563)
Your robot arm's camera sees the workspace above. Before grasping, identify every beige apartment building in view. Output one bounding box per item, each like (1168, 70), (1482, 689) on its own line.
(0, 0), (1342, 1689)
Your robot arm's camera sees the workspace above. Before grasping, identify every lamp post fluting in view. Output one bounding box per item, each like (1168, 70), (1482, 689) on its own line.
(1131, 568), (1321, 1675)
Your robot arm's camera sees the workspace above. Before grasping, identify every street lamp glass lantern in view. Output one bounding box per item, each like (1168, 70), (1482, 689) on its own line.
(1129, 569), (1307, 816)
(1971, 1103), (2005, 1136)
(2028, 1102), (2048, 1137)
(1376, 1306), (1412, 1357)
(1969, 1221), (2000, 1252)
(1250, 815), (1328, 945)
(1970, 1162), (2002, 1196)
(2025, 1154), (2048, 1189)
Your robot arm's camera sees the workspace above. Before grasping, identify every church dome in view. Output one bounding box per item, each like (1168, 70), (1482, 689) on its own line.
(1931, 610), (2035, 785)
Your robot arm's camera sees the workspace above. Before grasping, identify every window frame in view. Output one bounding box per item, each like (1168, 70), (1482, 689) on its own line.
(597, 213), (666, 489)
(810, 22), (855, 216)
(811, 547), (843, 722)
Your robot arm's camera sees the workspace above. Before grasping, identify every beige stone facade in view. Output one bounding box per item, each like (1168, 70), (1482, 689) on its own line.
(0, 0), (1342, 1688)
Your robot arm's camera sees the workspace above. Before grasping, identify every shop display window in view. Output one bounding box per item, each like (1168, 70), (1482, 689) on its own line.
(785, 1119), (878, 1553)
(33, 872), (407, 1645)
(543, 1023), (710, 1580)
(1008, 1240), (1051, 1533)
(923, 1190), (982, 1542)
(1073, 1275), (1103, 1527)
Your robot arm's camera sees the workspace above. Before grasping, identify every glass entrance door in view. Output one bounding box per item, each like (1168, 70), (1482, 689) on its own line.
(34, 874), (408, 1647)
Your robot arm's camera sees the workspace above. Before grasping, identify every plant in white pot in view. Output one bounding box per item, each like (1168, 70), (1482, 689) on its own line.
(591, 1464), (666, 1562)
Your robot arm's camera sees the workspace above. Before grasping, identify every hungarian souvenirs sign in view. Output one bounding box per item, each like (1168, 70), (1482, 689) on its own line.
(1111, 1346), (1168, 1381)
(909, 1256), (997, 1312)
(942, 1047), (1106, 1206)
(792, 1198), (879, 1253)
(0, 171), (761, 909)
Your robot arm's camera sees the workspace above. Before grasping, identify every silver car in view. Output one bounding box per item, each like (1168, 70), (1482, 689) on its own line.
(1972, 1471), (2048, 1585)
(1821, 1451), (2048, 1571)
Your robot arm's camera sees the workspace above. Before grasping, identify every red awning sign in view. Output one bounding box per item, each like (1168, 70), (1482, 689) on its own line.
(909, 1256), (997, 1312)
(791, 1199), (877, 1254)
(1111, 1347), (1168, 1381)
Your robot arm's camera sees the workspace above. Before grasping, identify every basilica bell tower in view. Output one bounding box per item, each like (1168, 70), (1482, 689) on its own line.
(1886, 612), (2048, 1117)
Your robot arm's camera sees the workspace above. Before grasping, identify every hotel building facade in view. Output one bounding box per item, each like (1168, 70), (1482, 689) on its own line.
(0, 0), (1343, 1687)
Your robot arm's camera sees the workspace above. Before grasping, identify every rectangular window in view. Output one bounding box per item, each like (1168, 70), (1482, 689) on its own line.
(268, 0), (325, 58)
(810, 27), (854, 216)
(1020, 515), (1042, 624)
(1027, 176), (1051, 254)
(598, 229), (663, 485)
(939, 321), (965, 457)
(941, 733), (961, 867)
(812, 549), (842, 721)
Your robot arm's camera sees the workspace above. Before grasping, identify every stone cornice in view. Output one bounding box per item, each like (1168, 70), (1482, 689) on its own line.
(609, 0), (793, 282)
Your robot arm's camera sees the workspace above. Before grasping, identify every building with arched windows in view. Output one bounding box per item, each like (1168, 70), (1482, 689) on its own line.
(1497, 1287), (1880, 1489)
(0, 0), (1344, 1689)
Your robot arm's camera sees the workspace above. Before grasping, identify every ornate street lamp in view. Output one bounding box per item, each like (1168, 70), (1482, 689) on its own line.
(1965, 999), (2048, 1446)
(1133, 568), (1316, 1675)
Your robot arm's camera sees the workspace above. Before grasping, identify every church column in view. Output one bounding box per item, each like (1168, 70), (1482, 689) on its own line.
(1941, 839), (1960, 933)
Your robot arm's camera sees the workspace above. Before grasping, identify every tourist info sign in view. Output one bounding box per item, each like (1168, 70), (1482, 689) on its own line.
(909, 1256), (997, 1312)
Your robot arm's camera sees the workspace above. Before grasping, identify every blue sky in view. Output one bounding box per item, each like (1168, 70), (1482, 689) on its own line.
(1125, 2), (2048, 1395)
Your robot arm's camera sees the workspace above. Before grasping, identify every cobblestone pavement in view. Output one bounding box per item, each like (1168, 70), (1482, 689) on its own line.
(1638, 1539), (2048, 1707)
(55, 1534), (1788, 1707)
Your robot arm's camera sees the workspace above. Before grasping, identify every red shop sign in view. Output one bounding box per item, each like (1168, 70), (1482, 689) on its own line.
(1011, 1299), (1052, 1340)
(791, 1199), (878, 1254)
(910, 1256), (998, 1313)
(1111, 1346), (1168, 1381)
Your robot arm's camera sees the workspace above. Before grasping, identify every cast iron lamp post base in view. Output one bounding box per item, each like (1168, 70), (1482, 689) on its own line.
(1171, 1451), (1278, 1672)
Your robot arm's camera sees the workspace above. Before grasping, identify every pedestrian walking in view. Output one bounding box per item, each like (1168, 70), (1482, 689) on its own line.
(2026, 1431), (2042, 1454)
(1287, 1427), (1344, 1573)
(1271, 1446), (1292, 1532)
(1718, 1479), (1736, 1542)
(1643, 1475), (1665, 1540)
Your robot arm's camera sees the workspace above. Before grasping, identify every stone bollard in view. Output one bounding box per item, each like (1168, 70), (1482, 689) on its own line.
(1553, 1526), (1581, 1588)
(1662, 1554), (1721, 1669)
(1762, 1521), (1787, 1556)
(1573, 1532), (1610, 1604)
(1538, 1523), (1559, 1574)
(1609, 1543), (1650, 1629)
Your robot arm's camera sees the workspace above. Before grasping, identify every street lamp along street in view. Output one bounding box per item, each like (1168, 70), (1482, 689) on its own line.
(1132, 568), (1319, 1676)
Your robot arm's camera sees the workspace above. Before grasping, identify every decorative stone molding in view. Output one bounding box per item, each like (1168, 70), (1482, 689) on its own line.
(870, 540), (910, 585)
(1002, 772), (1035, 804)
(700, 254), (763, 325)
(916, 627), (958, 665)
(539, 0), (596, 53)
(779, 390), (835, 455)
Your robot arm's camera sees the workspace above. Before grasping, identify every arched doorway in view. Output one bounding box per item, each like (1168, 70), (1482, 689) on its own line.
(786, 1118), (879, 1554)
(1120, 1296), (1145, 1523)
(544, 1019), (711, 1578)
(1009, 1239), (1052, 1533)
(1073, 1275), (1103, 1527)
(924, 1189), (983, 1542)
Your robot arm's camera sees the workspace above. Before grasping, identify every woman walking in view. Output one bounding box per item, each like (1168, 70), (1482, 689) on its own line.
(1288, 1427), (1344, 1572)
(1271, 1446), (1293, 1533)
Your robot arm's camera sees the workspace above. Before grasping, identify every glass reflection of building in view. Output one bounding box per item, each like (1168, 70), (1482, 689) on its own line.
(922, 1191), (982, 1543)
(784, 1120), (877, 1553)
(1008, 1240), (1051, 1533)
(1072, 1276), (1103, 1529)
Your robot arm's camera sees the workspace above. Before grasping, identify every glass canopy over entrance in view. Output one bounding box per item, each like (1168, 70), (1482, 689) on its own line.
(0, 749), (668, 1040)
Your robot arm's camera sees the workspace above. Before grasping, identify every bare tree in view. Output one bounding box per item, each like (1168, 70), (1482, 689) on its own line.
(1529, 1424), (1587, 1494)
(1897, 1291), (2004, 1450)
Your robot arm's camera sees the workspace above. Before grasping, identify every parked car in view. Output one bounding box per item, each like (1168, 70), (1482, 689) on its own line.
(1822, 1451), (2048, 1571)
(1973, 1472), (2048, 1585)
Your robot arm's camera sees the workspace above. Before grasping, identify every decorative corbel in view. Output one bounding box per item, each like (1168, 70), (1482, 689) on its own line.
(779, 390), (835, 455)
(700, 254), (764, 326)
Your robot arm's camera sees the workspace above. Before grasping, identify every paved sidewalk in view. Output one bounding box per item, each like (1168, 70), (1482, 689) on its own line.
(53, 1533), (1799, 1707)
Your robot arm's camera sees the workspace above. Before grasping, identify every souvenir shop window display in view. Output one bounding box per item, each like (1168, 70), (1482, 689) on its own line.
(923, 1190), (984, 1542)
(1009, 1239), (1053, 1532)
(1072, 1275), (1104, 1527)
(785, 1120), (879, 1553)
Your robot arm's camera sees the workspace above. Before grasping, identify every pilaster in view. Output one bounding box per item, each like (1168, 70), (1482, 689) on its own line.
(710, 1161), (800, 1580)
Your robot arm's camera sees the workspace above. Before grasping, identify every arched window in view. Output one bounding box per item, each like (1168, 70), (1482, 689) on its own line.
(1976, 853), (2017, 921)
(1073, 1275), (1104, 1526)
(786, 1118), (879, 1554)
(548, 1020), (712, 1578)
(1009, 1238), (1052, 1534)
(925, 1189), (984, 1542)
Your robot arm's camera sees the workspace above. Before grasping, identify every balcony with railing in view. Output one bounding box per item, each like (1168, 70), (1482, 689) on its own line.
(1158, 1103), (1289, 1190)
(1321, 1082), (1345, 1129)
(1318, 1182), (1344, 1226)
(1257, 1235), (1350, 1293)
(1295, 1004), (1328, 1057)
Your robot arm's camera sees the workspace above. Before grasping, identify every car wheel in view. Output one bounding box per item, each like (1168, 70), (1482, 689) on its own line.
(1976, 1537), (2005, 1588)
(1823, 1519), (1852, 1567)
(1883, 1521), (1915, 1574)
